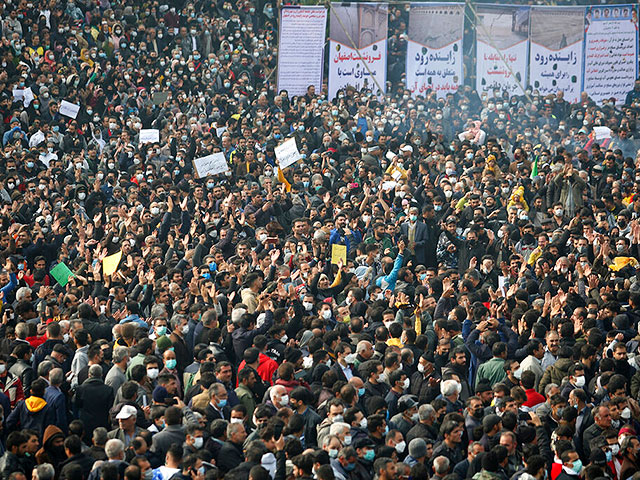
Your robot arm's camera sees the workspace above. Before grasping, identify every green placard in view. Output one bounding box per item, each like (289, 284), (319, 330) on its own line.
(50, 262), (75, 287)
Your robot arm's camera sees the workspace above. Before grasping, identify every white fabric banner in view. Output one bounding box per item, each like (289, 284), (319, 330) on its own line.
(475, 5), (529, 96)
(529, 7), (585, 103)
(277, 7), (327, 97)
(584, 5), (639, 105)
(406, 3), (464, 98)
(328, 3), (387, 101)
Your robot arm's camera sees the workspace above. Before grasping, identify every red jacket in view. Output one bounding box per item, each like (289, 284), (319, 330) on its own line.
(238, 353), (279, 386)
(523, 388), (546, 408)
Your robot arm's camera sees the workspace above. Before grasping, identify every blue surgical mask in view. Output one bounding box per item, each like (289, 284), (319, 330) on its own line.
(303, 181), (309, 188)
(344, 463), (356, 472)
(358, 387), (365, 397)
(571, 460), (583, 475)
(156, 326), (167, 336)
(364, 450), (375, 462)
(165, 358), (177, 370)
(217, 398), (227, 408)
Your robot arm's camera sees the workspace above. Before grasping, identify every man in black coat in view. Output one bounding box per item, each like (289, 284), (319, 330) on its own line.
(74, 364), (115, 435)
(400, 206), (429, 267)
(59, 435), (95, 480)
(217, 422), (247, 473)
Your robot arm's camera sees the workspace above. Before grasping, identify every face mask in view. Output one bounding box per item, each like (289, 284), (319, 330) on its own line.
(344, 353), (357, 365)
(621, 407), (631, 419)
(0, 365), (6, 374)
(611, 444), (620, 456)
(395, 441), (406, 453)
(364, 450), (375, 462)
(571, 460), (583, 475)
(403, 378), (410, 390)
(156, 326), (167, 336)
(78, 192), (86, 200)
(513, 367), (522, 380)
(574, 376), (586, 388)
(280, 394), (289, 406)
(328, 449), (338, 459)
(332, 414), (344, 424)
(303, 302), (314, 311)
(63, 333), (70, 343)
(147, 368), (159, 379)
(554, 208), (564, 216)
(165, 358), (177, 370)
(409, 214), (418, 222)
(322, 310), (332, 320)
(217, 398), (228, 408)
(358, 387), (365, 397)
(182, 325), (190, 335)
(192, 437), (203, 449)
(230, 418), (243, 424)
(606, 451), (613, 462)
(344, 435), (352, 445)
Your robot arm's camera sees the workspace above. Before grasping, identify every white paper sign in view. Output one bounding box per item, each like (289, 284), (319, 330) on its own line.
(275, 138), (301, 169)
(60, 100), (80, 119)
(193, 152), (229, 178)
(215, 126), (227, 138)
(12, 89), (24, 101)
(139, 129), (160, 144)
(594, 126), (612, 141)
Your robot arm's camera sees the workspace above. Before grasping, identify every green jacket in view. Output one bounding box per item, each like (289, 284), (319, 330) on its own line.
(235, 384), (256, 420)
(475, 357), (506, 386)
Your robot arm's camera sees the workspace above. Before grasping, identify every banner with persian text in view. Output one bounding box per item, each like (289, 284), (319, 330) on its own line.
(406, 3), (464, 98)
(475, 4), (529, 96)
(584, 5), (638, 104)
(277, 6), (327, 96)
(328, 3), (387, 100)
(529, 7), (584, 103)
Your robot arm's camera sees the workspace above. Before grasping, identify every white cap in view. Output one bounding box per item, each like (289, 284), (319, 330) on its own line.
(400, 145), (413, 153)
(116, 405), (137, 419)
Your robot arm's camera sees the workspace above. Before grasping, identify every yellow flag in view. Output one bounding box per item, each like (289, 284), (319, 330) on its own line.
(103, 250), (123, 276)
(609, 256), (639, 272)
(277, 167), (291, 192)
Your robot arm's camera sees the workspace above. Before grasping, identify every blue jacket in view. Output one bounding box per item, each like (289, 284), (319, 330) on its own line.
(375, 253), (404, 292)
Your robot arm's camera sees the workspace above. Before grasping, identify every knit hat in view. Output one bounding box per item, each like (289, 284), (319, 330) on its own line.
(156, 335), (172, 353)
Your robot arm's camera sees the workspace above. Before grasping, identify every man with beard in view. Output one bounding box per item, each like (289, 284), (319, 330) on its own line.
(434, 339), (451, 375)
(35, 426), (67, 471)
(444, 346), (471, 402)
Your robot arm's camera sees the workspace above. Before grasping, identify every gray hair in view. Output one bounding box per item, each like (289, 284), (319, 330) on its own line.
(105, 439), (125, 459)
(226, 422), (244, 438)
(34, 464), (55, 480)
(329, 422), (350, 437)
(49, 368), (64, 387)
(113, 346), (129, 364)
(171, 314), (187, 330)
(440, 379), (462, 397)
(92, 427), (108, 445)
(150, 304), (167, 319)
(208, 383), (225, 398)
(15, 287), (32, 302)
(418, 404), (436, 421)
(89, 364), (103, 379)
(433, 456), (450, 475)
(544, 383), (559, 397)
(15, 322), (28, 339)
(37, 361), (53, 378)
(322, 435), (340, 449)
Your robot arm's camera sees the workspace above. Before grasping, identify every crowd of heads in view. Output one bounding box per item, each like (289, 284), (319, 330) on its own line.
(2, 1), (640, 480)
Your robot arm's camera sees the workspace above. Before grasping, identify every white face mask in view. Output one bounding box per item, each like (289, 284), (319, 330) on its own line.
(147, 368), (159, 379)
(322, 310), (332, 320)
(63, 333), (70, 342)
(403, 378), (410, 390)
(193, 437), (204, 449)
(344, 435), (352, 445)
(0, 364), (5, 374)
(303, 302), (314, 311)
(417, 363), (425, 373)
(574, 375), (586, 388)
(230, 418), (244, 424)
(279, 394), (289, 406)
(395, 441), (406, 454)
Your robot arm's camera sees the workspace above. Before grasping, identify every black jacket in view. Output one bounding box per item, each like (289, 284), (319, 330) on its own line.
(59, 453), (96, 480)
(217, 441), (244, 473)
(74, 377), (115, 434)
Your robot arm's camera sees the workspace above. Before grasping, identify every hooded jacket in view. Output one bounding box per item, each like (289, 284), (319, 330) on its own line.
(5, 394), (55, 437)
(35, 425), (66, 467)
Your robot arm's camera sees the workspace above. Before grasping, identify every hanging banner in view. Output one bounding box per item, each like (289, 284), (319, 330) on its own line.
(406, 3), (464, 98)
(328, 2), (387, 100)
(277, 6), (327, 97)
(584, 5), (639, 105)
(475, 4), (529, 96)
(529, 7), (584, 103)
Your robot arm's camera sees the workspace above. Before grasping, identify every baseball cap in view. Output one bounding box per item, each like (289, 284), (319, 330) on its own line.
(116, 405), (137, 419)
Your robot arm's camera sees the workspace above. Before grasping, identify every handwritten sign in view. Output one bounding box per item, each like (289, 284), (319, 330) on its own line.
(584, 5), (638, 105)
(275, 138), (301, 169)
(60, 100), (80, 119)
(152, 91), (170, 105)
(406, 4), (464, 98)
(193, 152), (229, 178)
(331, 244), (347, 265)
(139, 129), (160, 144)
(278, 7), (327, 96)
(594, 126), (612, 141)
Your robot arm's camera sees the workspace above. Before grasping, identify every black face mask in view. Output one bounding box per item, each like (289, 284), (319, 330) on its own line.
(472, 408), (484, 419)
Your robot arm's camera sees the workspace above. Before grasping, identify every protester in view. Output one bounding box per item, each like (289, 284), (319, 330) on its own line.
(3, 1), (640, 480)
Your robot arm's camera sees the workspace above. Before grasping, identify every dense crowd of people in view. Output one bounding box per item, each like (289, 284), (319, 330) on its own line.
(2, 2), (640, 480)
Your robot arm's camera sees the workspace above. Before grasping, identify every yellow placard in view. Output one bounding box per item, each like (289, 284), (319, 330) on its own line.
(102, 250), (123, 276)
(331, 244), (347, 265)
